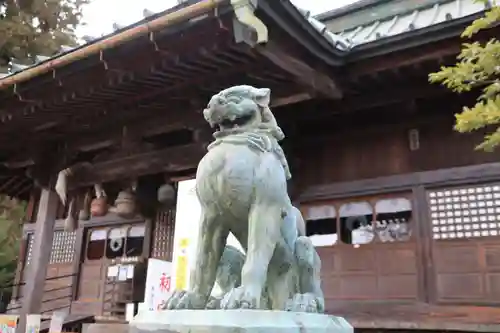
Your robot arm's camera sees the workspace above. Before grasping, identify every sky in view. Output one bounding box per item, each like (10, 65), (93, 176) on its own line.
(77, 0), (359, 38)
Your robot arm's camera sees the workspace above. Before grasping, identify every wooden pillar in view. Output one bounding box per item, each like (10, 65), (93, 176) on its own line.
(11, 235), (28, 301)
(17, 188), (59, 333)
(412, 185), (434, 304)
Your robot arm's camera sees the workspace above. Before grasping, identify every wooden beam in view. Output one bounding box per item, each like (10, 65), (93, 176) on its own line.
(256, 41), (342, 99)
(271, 92), (312, 108)
(2, 112), (208, 169)
(67, 112), (206, 153)
(23, 214), (146, 233)
(18, 188), (59, 333)
(70, 143), (207, 188)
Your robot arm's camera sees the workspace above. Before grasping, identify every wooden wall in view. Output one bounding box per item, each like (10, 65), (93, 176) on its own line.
(294, 112), (500, 189)
(295, 105), (500, 328)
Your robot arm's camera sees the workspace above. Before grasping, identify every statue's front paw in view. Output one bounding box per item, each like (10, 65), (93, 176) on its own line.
(221, 285), (260, 310)
(205, 296), (222, 309)
(285, 293), (322, 313)
(163, 290), (207, 310)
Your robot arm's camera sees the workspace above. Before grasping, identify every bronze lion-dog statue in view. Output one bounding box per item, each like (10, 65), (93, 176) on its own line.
(164, 86), (324, 313)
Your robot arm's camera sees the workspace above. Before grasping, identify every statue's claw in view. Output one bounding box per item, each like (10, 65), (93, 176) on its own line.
(221, 286), (260, 310)
(205, 296), (222, 309)
(285, 293), (321, 313)
(163, 290), (207, 310)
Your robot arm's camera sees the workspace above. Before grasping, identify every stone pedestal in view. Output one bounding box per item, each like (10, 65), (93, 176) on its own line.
(130, 309), (353, 333)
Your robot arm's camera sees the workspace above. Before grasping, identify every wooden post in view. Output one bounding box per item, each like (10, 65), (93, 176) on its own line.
(11, 235), (28, 301)
(71, 227), (85, 301)
(413, 185), (434, 303)
(17, 188), (59, 333)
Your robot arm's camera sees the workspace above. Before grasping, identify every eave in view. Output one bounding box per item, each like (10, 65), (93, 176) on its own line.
(256, 0), (347, 66)
(0, 0), (350, 196)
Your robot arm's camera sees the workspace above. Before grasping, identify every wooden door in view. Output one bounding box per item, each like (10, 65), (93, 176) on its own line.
(73, 228), (107, 315)
(72, 223), (146, 315)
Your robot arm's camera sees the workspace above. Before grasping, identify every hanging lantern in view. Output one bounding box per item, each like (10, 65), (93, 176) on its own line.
(113, 188), (137, 218)
(157, 183), (176, 210)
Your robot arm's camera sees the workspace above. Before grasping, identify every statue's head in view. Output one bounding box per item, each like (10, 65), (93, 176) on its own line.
(203, 85), (270, 132)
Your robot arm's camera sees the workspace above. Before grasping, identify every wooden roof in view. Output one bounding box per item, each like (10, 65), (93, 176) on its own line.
(0, 0), (493, 199)
(0, 0), (345, 197)
(317, 0), (487, 46)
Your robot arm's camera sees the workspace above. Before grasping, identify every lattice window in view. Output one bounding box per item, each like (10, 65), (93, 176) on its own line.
(429, 184), (500, 240)
(151, 209), (175, 260)
(50, 231), (76, 263)
(25, 231), (76, 265)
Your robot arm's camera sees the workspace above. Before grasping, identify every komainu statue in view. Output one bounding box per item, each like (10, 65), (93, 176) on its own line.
(165, 85), (324, 313)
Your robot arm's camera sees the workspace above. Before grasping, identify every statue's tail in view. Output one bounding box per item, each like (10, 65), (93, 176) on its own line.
(293, 206), (306, 237)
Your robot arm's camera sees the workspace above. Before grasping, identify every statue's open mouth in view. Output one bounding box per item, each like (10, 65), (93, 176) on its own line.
(216, 114), (254, 131)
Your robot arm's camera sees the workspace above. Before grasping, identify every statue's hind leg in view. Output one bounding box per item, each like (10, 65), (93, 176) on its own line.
(286, 236), (325, 313)
(207, 245), (244, 309)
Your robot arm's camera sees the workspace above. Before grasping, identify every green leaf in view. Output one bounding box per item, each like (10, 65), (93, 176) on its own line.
(0, 0), (90, 64)
(430, 2), (500, 152)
